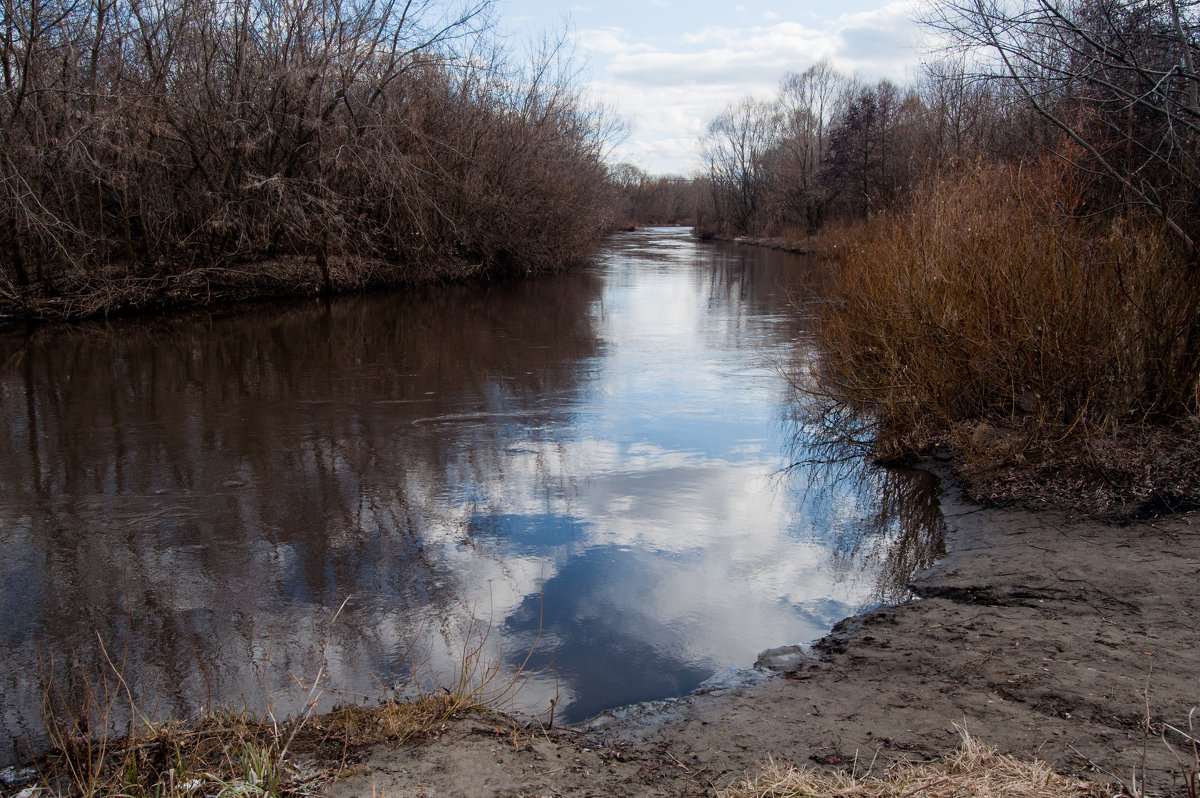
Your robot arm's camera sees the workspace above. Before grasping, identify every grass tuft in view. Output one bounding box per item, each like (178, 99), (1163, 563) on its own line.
(718, 727), (1105, 798)
(24, 599), (536, 796)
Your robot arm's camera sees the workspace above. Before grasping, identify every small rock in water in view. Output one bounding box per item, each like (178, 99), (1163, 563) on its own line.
(754, 645), (810, 672)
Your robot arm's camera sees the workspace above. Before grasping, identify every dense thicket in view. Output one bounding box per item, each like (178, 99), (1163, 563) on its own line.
(741, 0), (1200, 511)
(0, 0), (615, 318)
(928, 0), (1200, 254)
(701, 1), (1200, 243)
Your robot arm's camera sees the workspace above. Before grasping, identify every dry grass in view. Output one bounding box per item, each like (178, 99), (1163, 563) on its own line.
(34, 702), (329, 798)
(24, 602), (536, 797)
(718, 727), (1105, 798)
(805, 159), (1200, 516)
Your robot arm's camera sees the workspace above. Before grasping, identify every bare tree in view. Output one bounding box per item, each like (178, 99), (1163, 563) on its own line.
(701, 97), (781, 235)
(775, 60), (848, 231)
(696, 63), (938, 234)
(608, 164), (703, 228)
(825, 79), (923, 217)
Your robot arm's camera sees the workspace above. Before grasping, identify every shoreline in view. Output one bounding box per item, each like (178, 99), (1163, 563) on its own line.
(699, 232), (821, 256)
(0, 256), (503, 326)
(328, 470), (1200, 796)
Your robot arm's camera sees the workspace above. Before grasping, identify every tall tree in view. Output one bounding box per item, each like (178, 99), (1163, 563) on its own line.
(701, 97), (781, 235)
(775, 60), (847, 231)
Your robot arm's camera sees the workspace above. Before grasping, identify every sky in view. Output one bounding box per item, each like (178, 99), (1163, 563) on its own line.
(498, 0), (933, 175)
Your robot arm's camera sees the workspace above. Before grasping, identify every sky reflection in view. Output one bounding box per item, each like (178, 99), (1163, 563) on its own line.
(0, 227), (944, 759)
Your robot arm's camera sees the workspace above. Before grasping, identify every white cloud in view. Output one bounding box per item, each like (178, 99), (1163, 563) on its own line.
(572, 0), (928, 174)
(574, 26), (656, 55)
(830, 0), (928, 78)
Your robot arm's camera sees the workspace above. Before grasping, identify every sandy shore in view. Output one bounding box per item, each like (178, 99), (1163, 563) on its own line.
(328, 475), (1200, 797)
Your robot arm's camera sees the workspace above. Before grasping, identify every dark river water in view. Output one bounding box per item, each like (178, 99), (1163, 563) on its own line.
(0, 227), (944, 762)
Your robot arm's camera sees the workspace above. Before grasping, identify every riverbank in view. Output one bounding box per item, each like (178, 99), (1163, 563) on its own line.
(698, 231), (820, 255)
(0, 256), (478, 324)
(9, 469), (1196, 797)
(326, 472), (1200, 797)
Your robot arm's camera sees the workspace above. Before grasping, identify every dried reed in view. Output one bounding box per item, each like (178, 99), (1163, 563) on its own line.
(718, 726), (1104, 798)
(803, 159), (1200, 511)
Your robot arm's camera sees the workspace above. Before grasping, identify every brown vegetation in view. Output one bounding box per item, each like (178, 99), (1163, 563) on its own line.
(0, 0), (615, 320)
(699, 0), (1200, 246)
(32, 687), (505, 797)
(809, 161), (1200, 516)
(694, 57), (1037, 240)
(607, 163), (706, 229)
(25, 600), (541, 797)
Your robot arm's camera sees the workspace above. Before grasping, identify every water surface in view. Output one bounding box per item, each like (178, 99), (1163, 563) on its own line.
(0, 228), (943, 760)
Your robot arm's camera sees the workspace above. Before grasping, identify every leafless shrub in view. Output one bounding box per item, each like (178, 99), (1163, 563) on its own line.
(924, 0), (1200, 255)
(0, 0), (615, 319)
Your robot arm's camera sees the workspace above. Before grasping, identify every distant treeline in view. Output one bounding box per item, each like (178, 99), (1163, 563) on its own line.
(607, 166), (704, 229)
(0, 0), (615, 319)
(603, 55), (1058, 237)
(615, 0), (1199, 256)
(689, 57), (1063, 239)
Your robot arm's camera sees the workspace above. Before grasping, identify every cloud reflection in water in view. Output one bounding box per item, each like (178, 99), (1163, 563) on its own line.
(0, 227), (944, 758)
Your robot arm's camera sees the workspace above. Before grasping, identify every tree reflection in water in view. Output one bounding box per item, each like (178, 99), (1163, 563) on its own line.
(782, 389), (947, 606)
(0, 271), (604, 762)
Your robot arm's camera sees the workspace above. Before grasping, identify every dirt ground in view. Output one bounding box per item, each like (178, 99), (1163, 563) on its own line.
(326, 475), (1200, 798)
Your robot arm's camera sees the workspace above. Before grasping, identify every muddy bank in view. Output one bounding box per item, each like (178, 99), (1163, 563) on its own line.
(698, 233), (819, 255)
(326, 473), (1200, 797)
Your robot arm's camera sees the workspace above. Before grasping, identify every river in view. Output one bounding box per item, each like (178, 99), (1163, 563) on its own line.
(0, 227), (943, 762)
